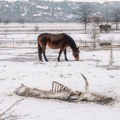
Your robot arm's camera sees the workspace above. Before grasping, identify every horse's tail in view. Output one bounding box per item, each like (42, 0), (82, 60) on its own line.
(37, 37), (42, 61)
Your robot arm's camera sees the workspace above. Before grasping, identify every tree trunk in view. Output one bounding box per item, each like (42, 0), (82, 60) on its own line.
(116, 21), (118, 30)
(85, 23), (87, 34)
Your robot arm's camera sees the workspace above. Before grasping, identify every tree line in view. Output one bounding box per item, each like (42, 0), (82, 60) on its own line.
(0, 0), (120, 30)
(75, 2), (120, 30)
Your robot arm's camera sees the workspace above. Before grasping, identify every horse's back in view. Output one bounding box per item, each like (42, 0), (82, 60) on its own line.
(99, 24), (111, 30)
(37, 33), (68, 49)
(99, 24), (111, 33)
(38, 33), (67, 41)
(38, 33), (49, 39)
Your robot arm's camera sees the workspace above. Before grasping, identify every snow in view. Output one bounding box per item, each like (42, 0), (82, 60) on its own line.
(0, 23), (120, 120)
(36, 5), (49, 9)
(33, 13), (42, 17)
(0, 47), (120, 120)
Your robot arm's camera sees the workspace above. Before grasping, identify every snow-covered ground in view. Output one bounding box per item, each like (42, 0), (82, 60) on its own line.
(0, 46), (120, 120)
(0, 23), (120, 120)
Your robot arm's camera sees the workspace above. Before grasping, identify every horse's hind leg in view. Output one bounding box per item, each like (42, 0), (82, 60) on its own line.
(64, 49), (68, 61)
(38, 42), (43, 61)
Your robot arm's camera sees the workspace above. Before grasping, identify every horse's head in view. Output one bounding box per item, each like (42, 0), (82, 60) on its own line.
(73, 47), (80, 61)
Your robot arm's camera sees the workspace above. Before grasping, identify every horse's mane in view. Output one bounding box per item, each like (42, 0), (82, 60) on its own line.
(65, 34), (77, 50)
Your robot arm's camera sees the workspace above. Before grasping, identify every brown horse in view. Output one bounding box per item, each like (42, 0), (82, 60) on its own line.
(37, 33), (79, 61)
(99, 24), (111, 33)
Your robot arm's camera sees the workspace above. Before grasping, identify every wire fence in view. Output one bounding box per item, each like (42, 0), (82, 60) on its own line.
(0, 23), (120, 48)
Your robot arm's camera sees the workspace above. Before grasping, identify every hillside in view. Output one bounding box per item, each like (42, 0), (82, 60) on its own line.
(0, 0), (120, 23)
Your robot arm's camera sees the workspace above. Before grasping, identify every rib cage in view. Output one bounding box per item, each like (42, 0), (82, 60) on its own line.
(52, 81), (72, 93)
(51, 73), (89, 93)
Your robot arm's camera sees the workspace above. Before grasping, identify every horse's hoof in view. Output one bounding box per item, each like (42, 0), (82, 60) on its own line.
(45, 60), (48, 62)
(38, 59), (43, 61)
(57, 59), (60, 62)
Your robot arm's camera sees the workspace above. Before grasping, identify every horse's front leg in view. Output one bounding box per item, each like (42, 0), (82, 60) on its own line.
(42, 47), (48, 62)
(57, 49), (63, 61)
(64, 49), (68, 61)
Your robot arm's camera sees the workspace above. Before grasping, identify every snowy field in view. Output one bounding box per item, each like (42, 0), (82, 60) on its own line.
(0, 23), (120, 120)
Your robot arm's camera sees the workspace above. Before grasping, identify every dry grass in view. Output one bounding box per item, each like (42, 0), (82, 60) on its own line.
(0, 99), (26, 120)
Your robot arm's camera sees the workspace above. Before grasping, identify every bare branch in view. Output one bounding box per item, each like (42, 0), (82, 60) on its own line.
(0, 99), (4, 104)
(0, 99), (24, 118)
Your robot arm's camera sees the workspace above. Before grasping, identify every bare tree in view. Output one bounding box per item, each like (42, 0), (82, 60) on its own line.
(34, 25), (39, 32)
(111, 7), (120, 30)
(90, 14), (102, 49)
(75, 3), (94, 33)
(18, 19), (24, 24)
(0, 17), (2, 23)
(105, 2), (108, 25)
(108, 37), (114, 67)
(4, 19), (10, 25)
(91, 22), (99, 49)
